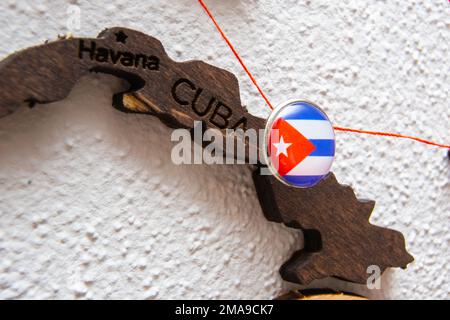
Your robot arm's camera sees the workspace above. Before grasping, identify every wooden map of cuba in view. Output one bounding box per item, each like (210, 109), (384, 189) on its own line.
(0, 27), (413, 284)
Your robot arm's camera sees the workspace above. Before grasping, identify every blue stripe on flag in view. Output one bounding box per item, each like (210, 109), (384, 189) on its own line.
(283, 175), (325, 187)
(282, 102), (328, 120)
(309, 139), (335, 157)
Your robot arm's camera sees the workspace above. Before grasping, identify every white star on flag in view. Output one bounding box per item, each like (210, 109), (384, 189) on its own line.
(273, 136), (292, 157)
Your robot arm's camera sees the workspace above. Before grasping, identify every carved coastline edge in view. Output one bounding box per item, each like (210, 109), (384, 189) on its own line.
(0, 27), (413, 284)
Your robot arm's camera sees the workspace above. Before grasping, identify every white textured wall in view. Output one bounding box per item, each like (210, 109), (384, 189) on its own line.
(0, 0), (449, 299)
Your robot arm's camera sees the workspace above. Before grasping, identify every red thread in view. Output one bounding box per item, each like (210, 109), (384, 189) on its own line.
(198, 0), (450, 150)
(333, 126), (450, 148)
(197, 0), (274, 110)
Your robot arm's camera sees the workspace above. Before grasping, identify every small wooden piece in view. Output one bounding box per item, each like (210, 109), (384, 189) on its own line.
(276, 289), (367, 300)
(0, 27), (413, 284)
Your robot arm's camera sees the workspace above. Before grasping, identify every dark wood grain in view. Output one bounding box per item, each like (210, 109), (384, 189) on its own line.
(0, 28), (264, 161)
(253, 170), (413, 284)
(0, 27), (413, 284)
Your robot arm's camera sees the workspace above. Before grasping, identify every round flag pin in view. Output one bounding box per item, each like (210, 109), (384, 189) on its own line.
(263, 100), (335, 188)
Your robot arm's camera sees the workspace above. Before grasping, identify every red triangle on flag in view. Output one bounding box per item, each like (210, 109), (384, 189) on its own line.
(269, 118), (316, 176)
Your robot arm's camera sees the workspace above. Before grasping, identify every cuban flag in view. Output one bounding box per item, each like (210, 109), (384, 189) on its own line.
(268, 101), (335, 188)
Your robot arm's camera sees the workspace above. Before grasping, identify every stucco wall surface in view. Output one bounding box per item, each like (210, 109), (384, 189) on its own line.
(0, 0), (449, 299)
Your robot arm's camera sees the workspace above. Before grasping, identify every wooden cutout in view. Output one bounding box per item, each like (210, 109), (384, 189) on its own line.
(0, 27), (413, 284)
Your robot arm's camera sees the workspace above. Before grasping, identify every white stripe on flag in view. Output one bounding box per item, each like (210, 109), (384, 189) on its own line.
(286, 156), (334, 176)
(285, 120), (335, 140)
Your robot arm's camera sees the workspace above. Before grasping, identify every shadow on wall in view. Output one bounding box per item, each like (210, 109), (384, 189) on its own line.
(0, 73), (305, 299)
(0, 72), (402, 299)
